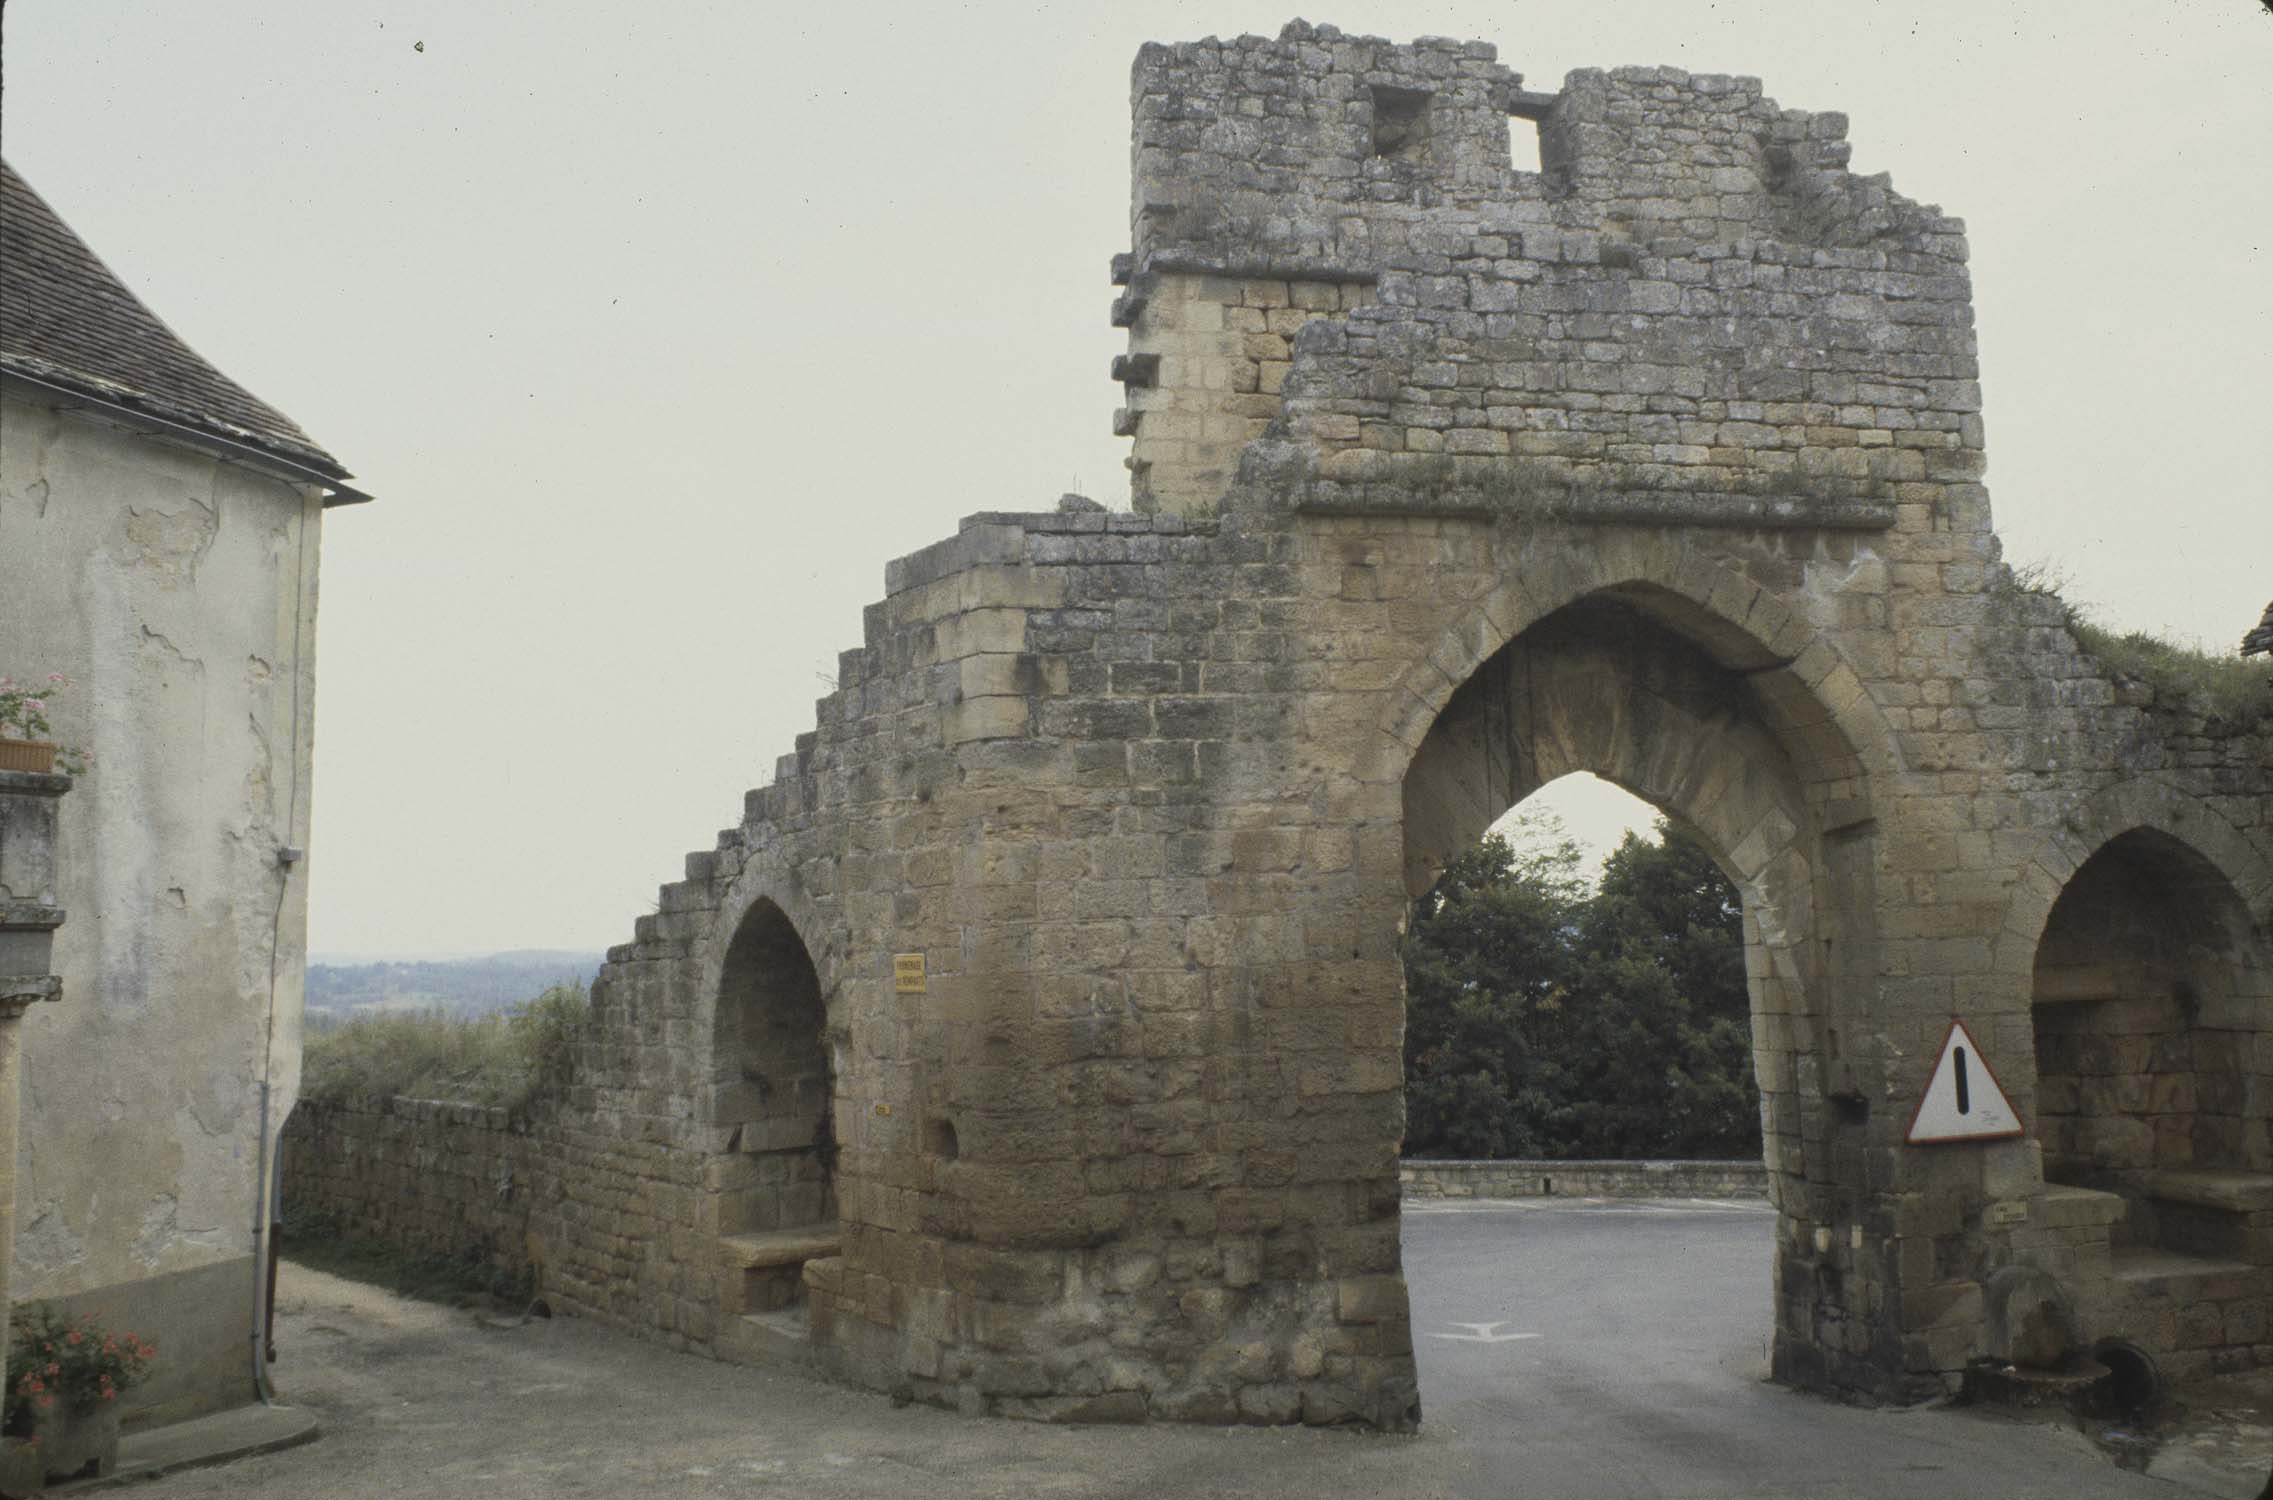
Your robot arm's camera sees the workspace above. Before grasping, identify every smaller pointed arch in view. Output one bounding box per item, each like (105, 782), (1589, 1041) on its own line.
(710, 897), (836, 1239)
(2026, 816), (2273, 1260)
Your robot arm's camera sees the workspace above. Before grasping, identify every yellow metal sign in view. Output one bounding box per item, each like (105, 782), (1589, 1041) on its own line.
(893, 952), (926, 994)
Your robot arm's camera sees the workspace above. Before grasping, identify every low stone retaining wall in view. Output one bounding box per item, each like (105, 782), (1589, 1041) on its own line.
(284, 1097), (1770, 1289)
(1400, 1158), (1769, 1200)
(281, 1095), (539, 1276)
(284, 1100), (1773, 1281)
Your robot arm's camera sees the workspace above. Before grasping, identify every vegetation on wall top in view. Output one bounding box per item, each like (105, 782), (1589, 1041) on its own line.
(299, 981), (586, 1111)
(2009, 562), (2271, 721)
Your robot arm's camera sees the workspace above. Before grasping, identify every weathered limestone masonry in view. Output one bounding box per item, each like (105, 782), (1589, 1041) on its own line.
(486, 22), (2269, 1427)
(282, 1097), (543, 1283)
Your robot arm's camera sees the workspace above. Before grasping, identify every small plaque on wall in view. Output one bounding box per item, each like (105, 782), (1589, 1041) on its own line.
(892, 952), (926, 994)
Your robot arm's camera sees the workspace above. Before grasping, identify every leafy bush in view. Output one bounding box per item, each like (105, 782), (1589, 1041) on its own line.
(1403, 818), (1760, 1160)
(301, 981), (586, 1109)
(5, 1307), (155, 1433)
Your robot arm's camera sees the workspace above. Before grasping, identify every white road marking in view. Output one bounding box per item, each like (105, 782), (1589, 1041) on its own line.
(1429, 1322), (1543, 1344)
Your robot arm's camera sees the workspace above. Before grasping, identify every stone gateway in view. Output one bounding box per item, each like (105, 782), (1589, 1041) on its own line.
(492, 23), (2271, 1427)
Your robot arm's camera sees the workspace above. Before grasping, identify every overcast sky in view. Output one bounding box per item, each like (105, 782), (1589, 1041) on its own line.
(5, 2), (2267, 957)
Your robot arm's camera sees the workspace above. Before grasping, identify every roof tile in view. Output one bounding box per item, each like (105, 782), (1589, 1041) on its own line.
(1, 157), (346, 477)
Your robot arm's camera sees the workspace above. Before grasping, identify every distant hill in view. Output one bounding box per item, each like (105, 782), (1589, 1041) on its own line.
(305, 950), (603, 1027)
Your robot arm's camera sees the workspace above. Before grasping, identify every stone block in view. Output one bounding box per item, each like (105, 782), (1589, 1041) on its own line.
(1336, 1276), (1408, 1326)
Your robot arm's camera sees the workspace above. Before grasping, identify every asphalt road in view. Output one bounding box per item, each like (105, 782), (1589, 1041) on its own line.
(1402, 1196), (2201, 1497)
(141, 1200), (2248, 1500)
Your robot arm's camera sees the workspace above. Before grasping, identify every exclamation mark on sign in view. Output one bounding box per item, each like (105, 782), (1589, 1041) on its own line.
(1953, 1047), (1971, 1116)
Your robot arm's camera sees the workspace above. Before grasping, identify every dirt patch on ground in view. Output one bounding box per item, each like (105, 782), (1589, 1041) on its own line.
(149, 1264), (1444, 1500)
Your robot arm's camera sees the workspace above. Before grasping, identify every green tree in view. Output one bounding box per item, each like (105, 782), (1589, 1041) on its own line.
(1587, 823), (1747, 1026)
(1401, 815), (1760, 1160)
(1401, 815), (1587, 1158)
(1579, 823), (1756, 1157)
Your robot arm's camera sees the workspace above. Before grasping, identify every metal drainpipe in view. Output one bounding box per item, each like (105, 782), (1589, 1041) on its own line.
(249, 491), (315, 1407)
(250, 1078), (278, 1405)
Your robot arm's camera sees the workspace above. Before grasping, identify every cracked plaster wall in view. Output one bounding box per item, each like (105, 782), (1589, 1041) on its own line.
(0, 387), (321, 1423)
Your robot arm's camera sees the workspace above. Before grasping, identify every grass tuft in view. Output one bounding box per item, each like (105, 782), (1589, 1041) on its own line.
(2070, 621), (2270, 718)
(301, 981), (586, 1110)
(2009, 562), (2270, 720)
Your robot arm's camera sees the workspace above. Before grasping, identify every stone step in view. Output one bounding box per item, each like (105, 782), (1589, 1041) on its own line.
(721, 1224), (841, 1271)
(2109, 1245), (2259, 1302)
(714, 1304), (815, 1370)
(2141, 1170), (2273, 1215)
(2031, 1184), (2126, 1230)
(745, 1304), (808, 1339)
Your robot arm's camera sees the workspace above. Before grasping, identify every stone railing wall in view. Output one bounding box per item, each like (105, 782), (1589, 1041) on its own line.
(281, 1094), (1776, 1295)
(280, 1095), (541, 1277)
(1401, 1158), (1770, 1200)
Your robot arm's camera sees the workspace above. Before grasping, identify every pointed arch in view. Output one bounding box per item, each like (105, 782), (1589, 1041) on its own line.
(1992, 777), (2273, 981)
(2019, 805), (2273, 1223)
(1374, 540), (1900, 806)
(706, 882), (839, 1241)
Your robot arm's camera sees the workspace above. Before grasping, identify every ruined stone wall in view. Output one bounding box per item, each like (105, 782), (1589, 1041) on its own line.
(517, 989), (718, 1348)
(282, 1097), (540, 1278)
(282, 1074), (725, 1351)
(537, 483), (2264, 1417)
(1120, 275), (1374, 515)
(1119, 28), (1971, 531)
(311, 20), (2272, 1426)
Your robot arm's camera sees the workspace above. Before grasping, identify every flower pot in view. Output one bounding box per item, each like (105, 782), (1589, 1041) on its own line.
(33, 1405), (118, 1486)
(0, 741), (57, 775)
(0, 1437), (43, 1498)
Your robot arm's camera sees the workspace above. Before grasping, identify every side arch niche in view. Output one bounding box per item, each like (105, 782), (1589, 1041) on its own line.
(1398, 587), (1878, 1388)
(2030, 827), (2273, 1265)
(708, 897), (839, 1319)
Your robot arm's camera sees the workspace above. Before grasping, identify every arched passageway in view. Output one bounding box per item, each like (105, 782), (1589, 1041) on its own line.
(709, 898), (837, 1317)
(1399, 587), (1874, 1385)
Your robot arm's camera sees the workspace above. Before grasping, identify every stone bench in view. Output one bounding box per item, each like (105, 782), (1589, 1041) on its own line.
(720, 1225), (841, 1315)
(2141, 1170), (2273, 1215)
(2140, 1171), (2273, 1265)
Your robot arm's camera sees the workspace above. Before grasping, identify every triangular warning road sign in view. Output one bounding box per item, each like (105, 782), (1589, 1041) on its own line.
(1905, 1018), (2023, 1144)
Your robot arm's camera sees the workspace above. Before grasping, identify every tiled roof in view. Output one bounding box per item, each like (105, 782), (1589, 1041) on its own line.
(2245, 601), (2273, 657)
(0, 157), (346, 478)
